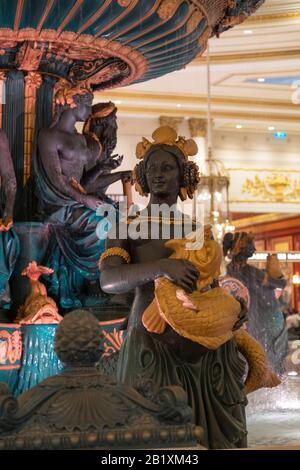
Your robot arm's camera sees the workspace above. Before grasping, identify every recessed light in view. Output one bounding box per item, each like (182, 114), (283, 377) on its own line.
(257, 78), (266, 83)
(268, 126), (275, 131)
(288, 371), (298, 377)
(244, 30), (253, 35)
(274, 131), (287, 139)
(115, 100), (122, 104)
(236, 124), (243, 129)
(176, 103), (182, 108)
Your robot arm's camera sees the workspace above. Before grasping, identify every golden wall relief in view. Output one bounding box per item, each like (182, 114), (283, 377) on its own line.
(227, 169), (300, 205)
(242, 174), (300, 202)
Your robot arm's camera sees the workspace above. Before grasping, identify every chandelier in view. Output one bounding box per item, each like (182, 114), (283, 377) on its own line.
(196, 42), (235, 241)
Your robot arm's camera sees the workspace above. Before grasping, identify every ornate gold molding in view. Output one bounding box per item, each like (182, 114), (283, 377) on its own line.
(94, 89), (297, 110)
(233, 213), (298, 229)
(246, 11), (300, 23)
(108, 104), (300, 124)
(188, 118), (207, 137)
(242, 174), (300, 202)
(159, 116), (183, 132)
(0, 28), (148, 88)
(228, 167), (300, 174)
(24, 72), (42, 185)
(194, 48), (300, 64)
(230, 199), (300, 204)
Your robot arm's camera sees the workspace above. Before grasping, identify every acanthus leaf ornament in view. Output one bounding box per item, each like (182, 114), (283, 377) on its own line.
(157, 0), (184, 21)
(187, 9), (204, 34)
(16, 42), (45, 71)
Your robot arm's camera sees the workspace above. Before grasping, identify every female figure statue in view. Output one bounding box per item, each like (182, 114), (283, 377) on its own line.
(82, 102), (131, 200)
(100, 126), (248, 449)
(223, 232), (288, 374)
(35, 83), (117, 308)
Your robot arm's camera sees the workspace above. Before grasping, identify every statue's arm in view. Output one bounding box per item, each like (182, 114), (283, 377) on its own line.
(81, 161), (107, 187)
(100, 237), (163, 294)
(100, 227), (199, 294)
(82, 156), (124, 187)
(84, 171), (131, 194)
(0, 130), (16, 222)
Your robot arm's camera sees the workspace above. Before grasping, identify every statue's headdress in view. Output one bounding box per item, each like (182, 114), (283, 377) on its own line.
(136, 126), (198, 161)
(133, 126), (200, 201)
(82, 101), (116, 134)
(54, 80), (93, 109)
(50, 80), (93, 129)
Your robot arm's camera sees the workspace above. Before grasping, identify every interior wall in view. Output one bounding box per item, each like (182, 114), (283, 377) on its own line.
(108, 116), (300, 215)
(214, 130), (300, 213)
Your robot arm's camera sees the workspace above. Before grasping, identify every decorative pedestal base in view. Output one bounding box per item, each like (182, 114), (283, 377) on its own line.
(0, 323), (21, 394)
(15, 324), (63, 395)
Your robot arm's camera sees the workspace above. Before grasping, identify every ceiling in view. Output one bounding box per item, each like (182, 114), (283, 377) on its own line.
(95, 0), (300, 134)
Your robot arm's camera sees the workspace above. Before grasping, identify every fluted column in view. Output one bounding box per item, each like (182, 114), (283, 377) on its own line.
(159, 116), (183, 132)
(23, 72), (42, 186)
(188, 118), (207, 167)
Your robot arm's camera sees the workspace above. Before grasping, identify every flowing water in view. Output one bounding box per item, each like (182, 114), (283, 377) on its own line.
(246, 376), (300, 448)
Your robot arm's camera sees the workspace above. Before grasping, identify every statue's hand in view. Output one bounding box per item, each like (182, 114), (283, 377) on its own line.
(100, 155), (123, 172)
(111, 154), (124, 167)
(84, 195), (102, 210)
(159, 259), (199, 293)
(0, 217), (13, 232)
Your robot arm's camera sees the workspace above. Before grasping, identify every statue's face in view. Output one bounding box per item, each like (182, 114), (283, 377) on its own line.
(145, 150), (181, 197)
(73, 93), (93, 122)
(244, 238), (256, 258)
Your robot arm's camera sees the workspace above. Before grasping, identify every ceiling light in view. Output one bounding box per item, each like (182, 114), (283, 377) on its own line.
(257, 78), (266, 83)
(236, 124), (243, 129)
(176, 103), (182, 108)
(268, 126), (275, 131)
(274, 131), (287, 140)
(243, 30), (253, 35)
(115, 100), (122, 104)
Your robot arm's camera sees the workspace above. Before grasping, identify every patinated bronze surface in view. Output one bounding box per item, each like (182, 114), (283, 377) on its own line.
(0, 129), (17, 230)
(100, 127), (248, 449)
(0, 310), (202, 450)
(223, 232), (288, 374)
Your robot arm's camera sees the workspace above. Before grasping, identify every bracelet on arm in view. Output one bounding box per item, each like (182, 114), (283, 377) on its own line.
(99, 247), (131, 267)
